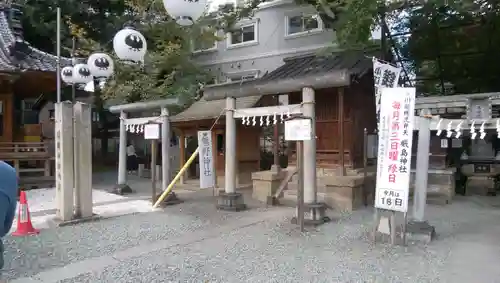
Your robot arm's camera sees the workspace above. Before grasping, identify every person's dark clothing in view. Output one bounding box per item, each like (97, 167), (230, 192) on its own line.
(0, 161), (18, 270)
(127, 155), (139, 171)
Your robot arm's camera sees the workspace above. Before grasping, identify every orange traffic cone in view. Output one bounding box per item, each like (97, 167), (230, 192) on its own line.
(12, 190), (39, 236)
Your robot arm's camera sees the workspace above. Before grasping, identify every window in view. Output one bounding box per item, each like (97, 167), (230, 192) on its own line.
(228, 24), (257, 46)
(21, 99), (39, 124)
(228, 73), (258, 82)
(286, 14), (320, 36)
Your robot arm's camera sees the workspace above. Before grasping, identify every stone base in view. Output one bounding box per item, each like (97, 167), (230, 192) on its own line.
(266, 196), (280, 206)
(154, 191), (183, 207)
(406, 220), (436, 243)
(465, 176), (495, 196)
(251, 170), (286, 203)
(216, 192), (247, 211)
(109, 184), (134, 195)
(54, 213), (102, 227)
(410, 168), (456, 204)
(291, 202), (330, 226)
(270, 165), (281, 173)
(323, 175), (368, 212)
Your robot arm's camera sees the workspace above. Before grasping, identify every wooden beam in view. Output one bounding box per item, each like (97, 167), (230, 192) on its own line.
(416, 92), (499, 104)
(415, 117), (500, 131)
(234, 104), (303, 118)
(203, 70), (350, 101)
(124, 117), (165, 125)
(339, 88), (346, 176)
(108, 98), (180, 113)
(273, 95), (280, 168)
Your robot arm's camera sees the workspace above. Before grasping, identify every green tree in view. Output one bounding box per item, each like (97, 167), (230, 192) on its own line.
(397, 1), (500, 95)
(20, 0), (131, 56)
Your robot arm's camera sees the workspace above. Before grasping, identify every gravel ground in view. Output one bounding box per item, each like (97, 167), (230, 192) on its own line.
(4, 192), (500, 283)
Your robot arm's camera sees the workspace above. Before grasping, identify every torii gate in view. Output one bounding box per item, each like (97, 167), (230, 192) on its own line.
(202, 66), (350, 223)
(215, 88), (328, 224)
(108, 98), (179, 197)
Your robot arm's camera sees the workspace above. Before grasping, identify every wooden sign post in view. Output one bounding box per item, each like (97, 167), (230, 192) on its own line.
(284, 115), (313, 232)
(144, 123), (160, 204)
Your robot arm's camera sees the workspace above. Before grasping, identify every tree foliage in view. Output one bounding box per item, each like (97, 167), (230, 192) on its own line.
(394, 0), (500, 95)
(19, 0), (500, 102)
(20, 0), (215, 104)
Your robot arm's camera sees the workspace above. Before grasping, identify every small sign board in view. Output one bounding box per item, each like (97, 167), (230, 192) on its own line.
(473, 164), (491, 174)
(197, 131), (215, 188)
(374, 87), (416, 213)
(144, 124), (160, 140)
(440, 139), (448, 148)
(367, 134), (378, 159)
(284, 118), (312, 141)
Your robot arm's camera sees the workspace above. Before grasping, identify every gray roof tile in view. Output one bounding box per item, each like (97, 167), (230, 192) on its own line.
(260, 50), (374, 83)
(0, 6), (71, 72)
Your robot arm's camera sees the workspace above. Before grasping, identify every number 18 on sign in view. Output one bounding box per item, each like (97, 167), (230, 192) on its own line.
(375, 88), (416, 213)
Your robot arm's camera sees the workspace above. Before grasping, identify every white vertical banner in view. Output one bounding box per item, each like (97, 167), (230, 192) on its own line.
(375, 88), (416, 213)
(197, 130), (215, 189)
(373, 58), (402, 131)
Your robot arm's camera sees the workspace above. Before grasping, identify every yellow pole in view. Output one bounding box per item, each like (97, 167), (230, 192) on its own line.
(153, 147), (199, 208)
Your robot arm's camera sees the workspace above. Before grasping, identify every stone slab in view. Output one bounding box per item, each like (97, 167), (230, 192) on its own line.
(109, 184), (134, 195)
(406, 220), (436, 244)
(216, 192), (247, 211)
(323, 175), (365, 187)
(251, 170), (286, 181)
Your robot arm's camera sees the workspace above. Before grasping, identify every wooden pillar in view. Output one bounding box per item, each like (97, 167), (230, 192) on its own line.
(338, 88), (346, 176)
(44, 159), (50, 176)
(211, 129), (218, 187)
(14, 144), (19, 177)
(179, 130), (186, 184)
(272, 95), (280, 170)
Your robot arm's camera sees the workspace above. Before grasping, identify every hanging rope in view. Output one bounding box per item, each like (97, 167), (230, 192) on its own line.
(238, 102), (304, 126)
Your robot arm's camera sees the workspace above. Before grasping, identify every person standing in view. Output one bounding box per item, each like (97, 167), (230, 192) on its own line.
(0, 161), (17, 280)
(126, 142), (139, 174)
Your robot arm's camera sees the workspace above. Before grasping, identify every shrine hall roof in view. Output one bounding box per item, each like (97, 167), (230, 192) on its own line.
(0, 4), (71, 73)
(170, 96), (262, 123)
(261, 50), (373, 83)
(202, 50), (375, 101)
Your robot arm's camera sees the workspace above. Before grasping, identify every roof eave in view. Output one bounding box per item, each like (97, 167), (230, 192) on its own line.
(203, 70), (351, 101)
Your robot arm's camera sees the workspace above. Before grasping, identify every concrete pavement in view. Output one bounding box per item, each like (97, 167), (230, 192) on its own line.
(9, 171), (193, 234)
(4, 187), (500, 282)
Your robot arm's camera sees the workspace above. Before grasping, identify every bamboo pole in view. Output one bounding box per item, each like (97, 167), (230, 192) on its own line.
(152, 147), (199, 208)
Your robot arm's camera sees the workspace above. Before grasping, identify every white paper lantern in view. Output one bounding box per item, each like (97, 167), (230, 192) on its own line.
(72, 63), (93, 84)
(113, 27), (147, 63)
(61, 66), (74, 84)
(88, 52), (114, 78)
(163, 0), (208, 26)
